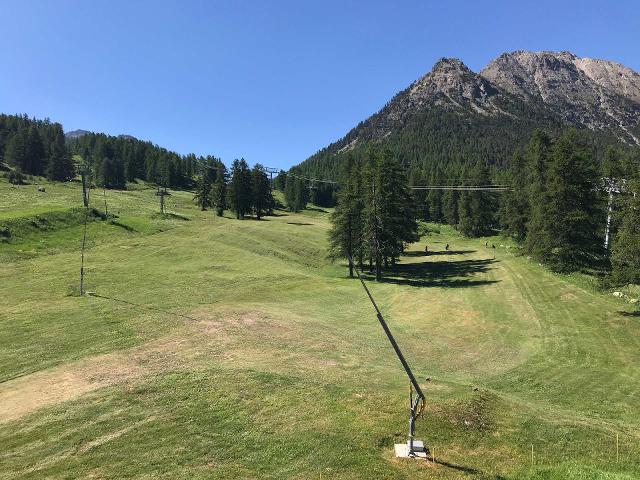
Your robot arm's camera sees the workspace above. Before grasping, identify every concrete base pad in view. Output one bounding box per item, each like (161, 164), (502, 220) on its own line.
(394, 440), (427, 458)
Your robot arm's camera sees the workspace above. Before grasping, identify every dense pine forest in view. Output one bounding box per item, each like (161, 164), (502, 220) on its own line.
(0, 114), (75, 183)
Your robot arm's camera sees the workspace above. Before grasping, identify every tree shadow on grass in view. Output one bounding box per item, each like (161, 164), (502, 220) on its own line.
(618, 310), (640, 317)
(430, 458), (490, 476)
(362, 258), (499, 288)
(404, 249), (476, 257)
(305, 206), (329, 213)
(287, 222), (314, 226)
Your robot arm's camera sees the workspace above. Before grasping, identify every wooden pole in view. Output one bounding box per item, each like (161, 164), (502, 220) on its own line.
(531, 444), (534, 466)
(81, 169), (89, 208)
(103, 184), (108, 217)
(80, 207), (88, 295)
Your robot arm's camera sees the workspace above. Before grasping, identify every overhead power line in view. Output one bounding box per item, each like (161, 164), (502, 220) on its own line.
(410, 185), (512, 191)
(278, 170), (340, 185)
(268, 169), (511, 191)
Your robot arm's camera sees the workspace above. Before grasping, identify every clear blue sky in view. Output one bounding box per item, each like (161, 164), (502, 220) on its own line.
(1, 0), (638, 169)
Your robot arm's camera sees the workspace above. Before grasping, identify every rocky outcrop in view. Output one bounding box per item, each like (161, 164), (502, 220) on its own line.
(480, 51), (640, 144)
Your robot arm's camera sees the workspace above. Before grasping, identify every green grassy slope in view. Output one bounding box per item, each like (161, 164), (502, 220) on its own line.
(0, 179), (638, 479)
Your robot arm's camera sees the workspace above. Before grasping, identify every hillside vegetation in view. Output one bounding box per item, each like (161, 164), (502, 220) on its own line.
(0, 178), (638, 479)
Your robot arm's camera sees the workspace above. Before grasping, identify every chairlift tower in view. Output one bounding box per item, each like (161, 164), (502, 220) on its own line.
(156, 185), (171, 214)
(263, 166), (279, 192)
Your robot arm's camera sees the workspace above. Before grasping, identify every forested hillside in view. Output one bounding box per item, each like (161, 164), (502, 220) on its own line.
(0, 114), (75, 182)
(67, 132), (197, 189)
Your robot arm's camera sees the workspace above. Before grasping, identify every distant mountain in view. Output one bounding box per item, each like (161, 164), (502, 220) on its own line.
(297, 51), (640, 178)
(65, 129), (91, 139)
(65, 130), (138, 142)
(118, 134), (137, 141)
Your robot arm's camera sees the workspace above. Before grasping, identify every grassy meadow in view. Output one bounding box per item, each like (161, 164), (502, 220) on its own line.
(0, 178), (638, 479)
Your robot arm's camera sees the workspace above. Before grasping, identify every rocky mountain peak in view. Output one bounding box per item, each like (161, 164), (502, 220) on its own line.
(481, 50), (640, 144)
(408, 57), (498, 106)
(302, 50), (640, 168)
(65, 129), (91, 139)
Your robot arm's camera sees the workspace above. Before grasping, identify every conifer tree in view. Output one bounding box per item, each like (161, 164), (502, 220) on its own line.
(293, 177), (309, 211)
(426, 167), (444, 222)
(501, 151), (530, 242)
(26, 125), (45, 175)
(229, 159), (253, 219)
(328, 155), (363, 277)
(358, 147), (418, 280)
(284, 175), (309, 212)
(193, 162), (215, 211)
(251, 164), (272, 220)
(46, 126), (75, 181)
(541, 129), (604, 271)
(212, 164), (227, 216)
(362, 149), (383, 280)
(610, 177), (640, 286)
(524, 130), (554, 258)
(5, 130), (28, 173)
(458, 162), (496, 237)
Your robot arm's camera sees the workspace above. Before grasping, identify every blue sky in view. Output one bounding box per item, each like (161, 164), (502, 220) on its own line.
(0, 0), (638, 169)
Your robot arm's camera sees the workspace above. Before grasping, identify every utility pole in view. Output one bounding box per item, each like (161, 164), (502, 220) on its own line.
(103, 184), (108, 217)
(79, 163), (90, 296)
(80, 166), (89, 208)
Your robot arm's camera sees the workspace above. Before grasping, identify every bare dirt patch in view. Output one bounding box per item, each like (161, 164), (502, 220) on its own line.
(0, 308), (268, 423)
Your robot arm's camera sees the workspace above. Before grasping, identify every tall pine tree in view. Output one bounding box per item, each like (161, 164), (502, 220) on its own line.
(328, 155), (363, 277)
(46, 125), (75, 181)
(251, 164), (272, 220)
(212, 163), (227, 216)
(229, 159), (253, 219)
(541, 129), (604, 271)
(501, 151), (530, 242)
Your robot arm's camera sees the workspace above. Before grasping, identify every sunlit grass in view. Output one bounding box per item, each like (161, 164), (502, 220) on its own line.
(0, 178), (638, 479)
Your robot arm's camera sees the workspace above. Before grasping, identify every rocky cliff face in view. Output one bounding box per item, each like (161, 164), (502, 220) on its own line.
(480, 51), (640, 144)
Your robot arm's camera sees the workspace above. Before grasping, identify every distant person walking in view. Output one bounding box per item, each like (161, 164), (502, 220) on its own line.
(445, 244), (449, 252)
(424, 245), (428, 255)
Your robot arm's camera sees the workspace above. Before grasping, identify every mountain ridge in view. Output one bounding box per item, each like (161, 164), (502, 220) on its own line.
(297, 50), (640, 178)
